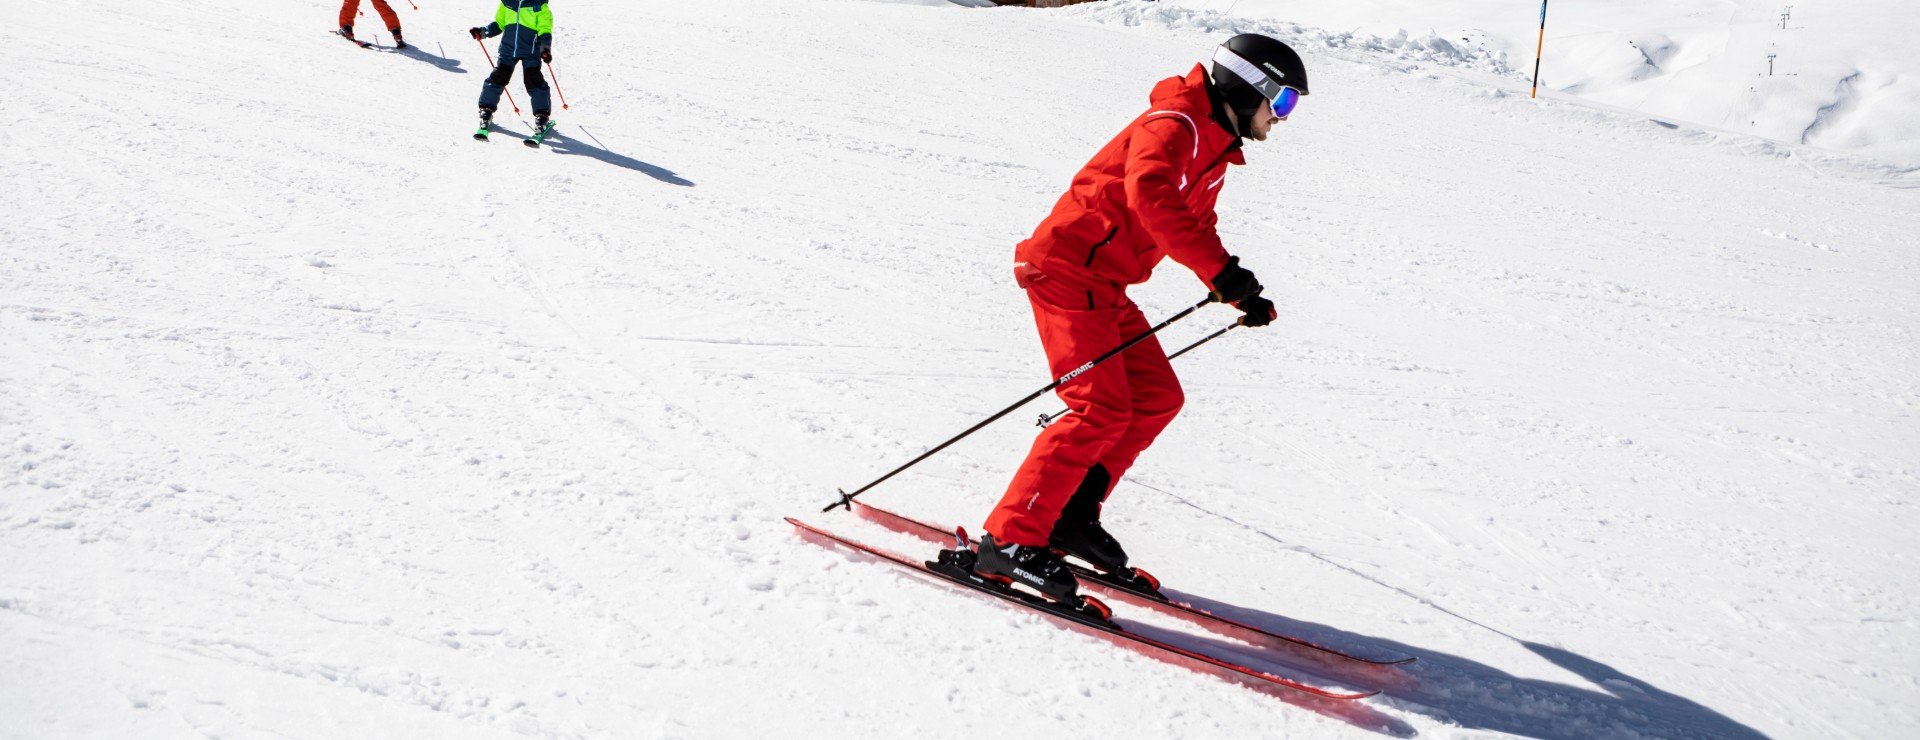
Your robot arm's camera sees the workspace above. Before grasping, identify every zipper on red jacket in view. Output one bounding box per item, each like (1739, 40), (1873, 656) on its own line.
(1083, 226), (1119, 268)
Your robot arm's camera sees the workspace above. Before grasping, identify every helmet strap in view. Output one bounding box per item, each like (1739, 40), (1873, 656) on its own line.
(1219, 102), (1261, 139)
(1205, 69), (1253, 140)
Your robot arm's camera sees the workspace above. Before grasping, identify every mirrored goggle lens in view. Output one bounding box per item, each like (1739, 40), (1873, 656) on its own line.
(1271, 87), (1301, 118)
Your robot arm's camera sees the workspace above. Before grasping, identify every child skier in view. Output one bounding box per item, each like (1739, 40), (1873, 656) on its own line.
(973, 34), (1307, 602)
(338, 0), (405, 49)
(470, 0), (555, 140)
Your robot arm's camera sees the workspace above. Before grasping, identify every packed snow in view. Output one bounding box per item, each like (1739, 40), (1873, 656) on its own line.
(3, 0), (1916, 738)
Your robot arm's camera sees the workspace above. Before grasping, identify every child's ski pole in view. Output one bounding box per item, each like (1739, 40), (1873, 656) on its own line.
(475, 37), (521, 114)
(547, 61), (571, 111)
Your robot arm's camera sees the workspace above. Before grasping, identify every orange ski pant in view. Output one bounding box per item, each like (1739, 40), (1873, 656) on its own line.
(985, 267), (1184, 547)
(339, 0), (400, 31)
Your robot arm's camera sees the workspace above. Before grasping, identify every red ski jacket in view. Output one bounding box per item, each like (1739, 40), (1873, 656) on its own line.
(1016, 64), (1246, 290)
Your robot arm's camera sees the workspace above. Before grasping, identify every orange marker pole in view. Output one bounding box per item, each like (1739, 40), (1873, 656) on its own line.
(1530, 0), (1550, 99)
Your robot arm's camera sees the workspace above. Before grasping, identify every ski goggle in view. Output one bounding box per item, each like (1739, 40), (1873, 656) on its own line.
(1270, 87), (1302, 119)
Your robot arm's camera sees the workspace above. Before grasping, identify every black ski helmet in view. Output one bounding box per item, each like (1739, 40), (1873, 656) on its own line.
(1210, 33), (1309, 136)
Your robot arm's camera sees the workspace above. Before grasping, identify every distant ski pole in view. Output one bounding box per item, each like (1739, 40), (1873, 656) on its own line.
(1036, 321), (1241, 428)
(822, 295), (1217, 513)
(475, 37), (521, 114)
(547, 62), (571, 111)
(1530, 0), (1550, 99)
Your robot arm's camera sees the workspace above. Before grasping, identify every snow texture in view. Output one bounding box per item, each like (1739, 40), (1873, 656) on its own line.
(3, 0), (1917, 738)
(1159, 0), (1920, 167)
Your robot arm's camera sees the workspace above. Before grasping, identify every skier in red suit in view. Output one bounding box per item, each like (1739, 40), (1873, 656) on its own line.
(974, 34), (1311, 602)
(338, 0), (405, 48)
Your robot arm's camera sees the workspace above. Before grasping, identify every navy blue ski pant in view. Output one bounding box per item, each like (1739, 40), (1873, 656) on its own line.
(480, 58), (551, 115)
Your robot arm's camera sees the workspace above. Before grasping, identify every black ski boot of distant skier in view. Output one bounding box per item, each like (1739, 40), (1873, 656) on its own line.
(391, 28), (408, 50)
(337, 26), (373, 49)
(474, 107), (495, 141)
(525, 114), (555, 148)
(972, 533), (1082, 603)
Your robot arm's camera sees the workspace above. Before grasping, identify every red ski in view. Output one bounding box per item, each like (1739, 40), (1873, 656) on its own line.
(851, 500), (1414, 667)
(787, 516), (1378, 702)
(332, 29), (375, 49)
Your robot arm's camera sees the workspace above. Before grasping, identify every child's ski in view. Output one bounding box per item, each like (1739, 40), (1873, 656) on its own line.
(524, 119), (556, 148)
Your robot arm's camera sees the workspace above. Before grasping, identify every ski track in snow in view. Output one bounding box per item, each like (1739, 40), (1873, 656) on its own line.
(3, 0), (1917, 738)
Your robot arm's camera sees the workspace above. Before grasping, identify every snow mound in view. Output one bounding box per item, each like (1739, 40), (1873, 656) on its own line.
(1064, 0), (1511, 77)
(1154, 0), (1920, 166)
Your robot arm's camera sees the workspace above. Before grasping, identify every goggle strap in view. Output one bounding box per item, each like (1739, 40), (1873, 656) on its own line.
(1213, 46), (1292, 102)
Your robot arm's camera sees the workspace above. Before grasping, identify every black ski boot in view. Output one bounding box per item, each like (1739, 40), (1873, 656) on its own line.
(974, 534), (1080, 602)
(474, 107), (495, 141)
(525, 113), (555, 147)
(1049, 464), (1130, 573)
(339, 25), (354, 41)
(391, 28), (407, 49)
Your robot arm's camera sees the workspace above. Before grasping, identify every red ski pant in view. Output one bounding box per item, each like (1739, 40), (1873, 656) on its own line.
(339, 0), (400, 31)
(985, 267), (1184, 547)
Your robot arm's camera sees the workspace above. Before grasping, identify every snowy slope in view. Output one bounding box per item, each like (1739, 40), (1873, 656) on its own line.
(4, 0), (1918, 738)
(1161, 0), (1920, 166)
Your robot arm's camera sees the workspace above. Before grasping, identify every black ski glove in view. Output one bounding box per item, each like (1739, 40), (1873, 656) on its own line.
(540, 47), (553, 63)
(1209, 256), (1262, 304)
(469, 26), (486, 40)
(1236, 294), (1277, 328)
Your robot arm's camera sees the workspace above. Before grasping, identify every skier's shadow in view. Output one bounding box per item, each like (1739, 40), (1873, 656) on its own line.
(394, 44), (467, 74)
(1175, 593), (1770, 738)
(542, 126), (695, 186)
(1118, 620), (1420, 736)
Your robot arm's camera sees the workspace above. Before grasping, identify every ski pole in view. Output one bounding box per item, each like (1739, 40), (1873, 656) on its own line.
(547, 61), (571, 110)
(475, 37), (521, 114)
(1035, 321), (1241, 428)
(822, 295), (1217, 513)
(1530, 0), (1550, 99)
